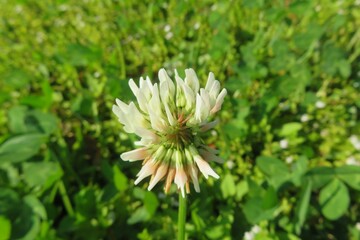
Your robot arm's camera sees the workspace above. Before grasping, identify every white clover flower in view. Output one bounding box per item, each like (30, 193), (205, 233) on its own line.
(349, 135), (360, 150)
(280, 139), (289, 149)
(315, 100), (326, 109)
(112, 68), (227, 197)
(300, 114), (309, 122)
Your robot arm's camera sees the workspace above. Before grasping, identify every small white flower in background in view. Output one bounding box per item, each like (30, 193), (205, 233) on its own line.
(113, 68), (227, 197)
(286, 156), (293, 164)
(164, 24), (171, 32)
(280, 139), (289, 149)
(300, 114), (309, 122)
(349, 135), (360, 150)
(226, 160), (235, 170)
(244, 225), (261, 240)
(315, 100), (326, 109)
(346, 156), (359, 166)
(165, 32), (173, 40)
(194, 22), (201, 30)
(356, 222), (360, 230)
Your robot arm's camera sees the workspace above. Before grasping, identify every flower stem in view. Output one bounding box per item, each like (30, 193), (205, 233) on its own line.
(178, 193), (186, 240)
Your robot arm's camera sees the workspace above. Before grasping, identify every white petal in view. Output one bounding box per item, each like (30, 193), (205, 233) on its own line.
(121, 147), (148, 161)
(195, 93), (209, 123)
(182, 83), (196, 112)
(164, 102), (176, 126)
(148, 107), (167, 132)
(200, 89), (211, 111)
(115, 98), (129, 112)
(194, 155), (219, 179)
(128, 78), (139, 96)
(188, 165), (200, 192)
(148, 164), (168, 190)
(185, 68), (200, 92)
(210, 88), (227, 114)
(136, 91), (149, 113)
(205, 72), (215, 92)
(160, 80), (175, 103)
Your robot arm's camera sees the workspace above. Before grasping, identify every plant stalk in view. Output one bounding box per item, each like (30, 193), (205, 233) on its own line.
(177, 193), (186, 240)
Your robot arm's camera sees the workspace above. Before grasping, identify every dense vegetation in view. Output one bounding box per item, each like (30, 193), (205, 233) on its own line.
(0, 0), (359, 239)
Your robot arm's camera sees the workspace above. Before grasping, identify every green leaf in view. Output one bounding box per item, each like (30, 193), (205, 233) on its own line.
(335, 165), (360, 190)
(8, 106), (28, 134)
(113, 165), (128, 192)
(279, 122), (302, 137)
(294, 179), (312, 234)
(305, 167), (334, 189)
(0, 215), (11, 240)
(128, 188), (159, 224)
(0, 134), (47, 165)
(1, 69), (31, 89)
(23, 195), (47, 220)
(256, 156), (290, 188)
(319, 179), (349, 220)
(127, 207), (150, 225)
(22, 162), (63, 189)
(60, 44), (102, 67)
(291, 156), (308, 186)
(221, 174), (236, 198)
(235, 180), (249, 201)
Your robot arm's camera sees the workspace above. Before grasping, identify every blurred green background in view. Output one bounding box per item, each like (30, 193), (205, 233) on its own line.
(1, 0), (360, 239)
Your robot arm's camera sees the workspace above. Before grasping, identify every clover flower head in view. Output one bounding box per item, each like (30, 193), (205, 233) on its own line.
(112, 68), (227, 197)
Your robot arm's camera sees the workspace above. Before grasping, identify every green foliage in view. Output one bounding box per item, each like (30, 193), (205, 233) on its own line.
(0, 0), (359, 239)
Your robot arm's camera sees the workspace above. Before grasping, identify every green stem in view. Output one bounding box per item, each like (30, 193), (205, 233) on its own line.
(178, 193), (186, 240)
(58, 180), (74, 216)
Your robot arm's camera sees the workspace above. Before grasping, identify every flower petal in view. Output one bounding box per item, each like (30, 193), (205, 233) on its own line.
(185, 68), (200, 93)
(134, 161), (156, 185)
(194, 155), (219, 179)
(148, 164), (168, 190)
(210, 88), (227, 114)
(121, 147), (148, 161)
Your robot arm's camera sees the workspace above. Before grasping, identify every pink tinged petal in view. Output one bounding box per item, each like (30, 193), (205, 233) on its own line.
(188, 165), (200, 192)
(185, 68), (200, 92)
(201, 145), (220, 154)
(121, 147), (148, 161)
(200, 120), (218, 132)
(210, 88), (227, 114)
(148, 164), (168, 190)
(199, 149), (224, 163)
(174, 167), (187, 198)
(134, 161), (157, 185)
(194, 155), (220, 179)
